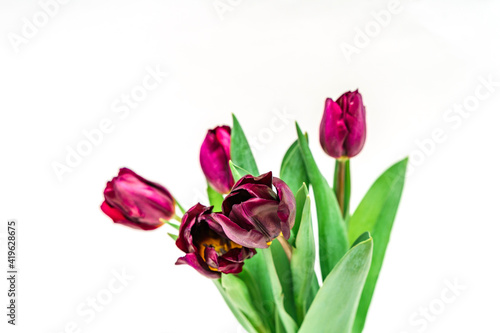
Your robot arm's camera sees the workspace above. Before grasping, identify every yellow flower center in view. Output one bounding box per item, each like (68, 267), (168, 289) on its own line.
(198, 236), (242, 272)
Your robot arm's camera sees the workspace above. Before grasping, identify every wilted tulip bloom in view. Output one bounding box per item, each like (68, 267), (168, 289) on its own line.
(200, 126), (234, 194)
(320, 90), (366, 158)
(176, 204), (255, 279)
(101, 168), (175, 230)
(220, 172), (296, 249)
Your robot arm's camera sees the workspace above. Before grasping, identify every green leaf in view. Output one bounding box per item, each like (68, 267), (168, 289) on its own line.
(238, 267), (275, 331)
(349, 158), (408, 333)
(295, 123), (348, 280)
(221, 274), (270, 333)
(167, 233), (178, 241)
(165, 221), (180, 230)
(271, 240), (297, 323)
(243, 250), (276, 331)
(160, 218), (180, 231)
(231, 114), (259, 176)
(229, 160), (252, 181)
(289, 183), (308, 247)
(275, 309), (286, 333)
(262, 248), (298, 333)
(291, 195), (317, 324)
(351, 231), (371, 248)
(206, 183), (224, 212)
(213, 279), (260, 333)
(280, 139), (310, 195)
(298, 236), (373, 333)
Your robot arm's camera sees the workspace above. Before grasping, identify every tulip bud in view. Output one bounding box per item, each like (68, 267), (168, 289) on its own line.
(175, 204), (256, 278)
(200, 125), (234, 194)
(101, 168), (175, 230)
(219, 172), (296, 249)
(319, 90), (366, 159)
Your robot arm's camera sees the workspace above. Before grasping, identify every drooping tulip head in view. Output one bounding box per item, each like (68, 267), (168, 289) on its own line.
(320, 90), (366, 159)
(175, 204), (255, 278)
(101, 168), (175, 230)
(219, 172), (296, 249)
(200, 125), (234, 194)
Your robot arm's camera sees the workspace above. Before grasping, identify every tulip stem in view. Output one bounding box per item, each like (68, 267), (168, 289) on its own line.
(334, 158), (350, 220)
(277, 234), (293, 261)
(173, 214), (183, 223)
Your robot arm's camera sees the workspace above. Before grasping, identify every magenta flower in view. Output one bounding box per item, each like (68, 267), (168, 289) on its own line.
(219, 172), (296, 249)
(101, 168), (175, 230)
(200, 125), (234, 194)
(175, 204), (255, 279)
(320, 90), (366, 158)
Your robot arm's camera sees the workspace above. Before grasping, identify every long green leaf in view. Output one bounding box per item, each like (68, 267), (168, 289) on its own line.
(243, 250), (276, 330)
(271, 240), (297, 323)
(263, 248), (298, 333)
(349, 158), (408, 333)
(238, 267), (275, 331)
(298, 236), (373, 333)
(214, 280), (259, 333)
(289, 183), (307, 247)
(231, 114), (259, 176)
(295, 123), (348, 280)
(206, 183), (224, 211)
(229, 160), (251, 180)
(280, 139), (310, 195)
(219, 276), (269, 333)
(291, 195), (316, 324)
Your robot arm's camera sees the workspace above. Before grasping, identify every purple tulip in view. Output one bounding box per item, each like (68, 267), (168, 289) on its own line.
(320, 90), (366, 158)
(219, 172), (296, 249)
(175, 204), (256, 279)
(101, 168), (175, 230)
(200, 125), (234, 194)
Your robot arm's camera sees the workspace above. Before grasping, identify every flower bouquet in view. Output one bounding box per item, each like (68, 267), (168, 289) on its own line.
(100, 90), (407, 333)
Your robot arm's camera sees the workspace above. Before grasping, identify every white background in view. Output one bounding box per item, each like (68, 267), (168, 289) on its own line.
(1, 0), (499, 332)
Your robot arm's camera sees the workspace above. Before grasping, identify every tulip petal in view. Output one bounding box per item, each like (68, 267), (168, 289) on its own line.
(175, 206), (254, 278)
(232, 199), (282, 240)
(273, 177), (296, 239)
(223, 247), (256, 263)
(234, 172), (273, 188)
(176, 203), (211, 253)
(176, 253), (221, 279)
(222, 172), (274, 214)
(335, 90), (366, 158)
(101, 200), (127, 223)
(210, 213), (269, 249)
(200, 127), (234, 194)
(320, 98), (348, 158)
(222, 184), (277, 214)
(102, 168), (175, 229)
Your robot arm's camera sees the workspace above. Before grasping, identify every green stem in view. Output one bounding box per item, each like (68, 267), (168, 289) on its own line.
(173, 214), (183, 223)
(334, 158), (351, 220)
